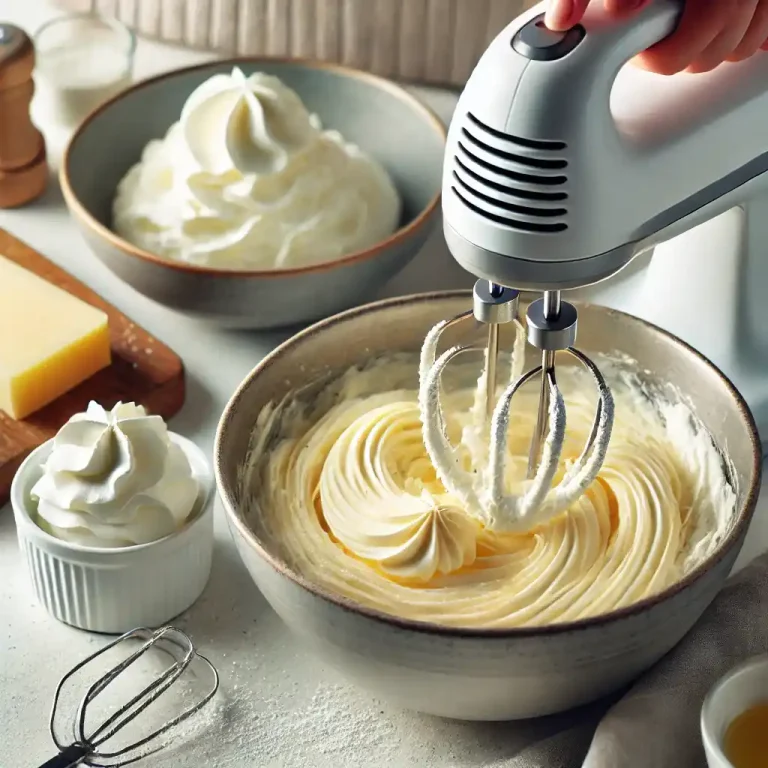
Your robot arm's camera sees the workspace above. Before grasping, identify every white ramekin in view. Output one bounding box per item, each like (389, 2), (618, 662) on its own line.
(701, 654), (768, 768)
(11, 433), (214, 634)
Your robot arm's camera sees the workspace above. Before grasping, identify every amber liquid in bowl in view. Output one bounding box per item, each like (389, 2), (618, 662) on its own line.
(724, 702), (768, 768)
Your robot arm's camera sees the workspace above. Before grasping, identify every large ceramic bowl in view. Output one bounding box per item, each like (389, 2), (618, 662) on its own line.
(214, 292), (762, 721)
(61, 59), (445, 329)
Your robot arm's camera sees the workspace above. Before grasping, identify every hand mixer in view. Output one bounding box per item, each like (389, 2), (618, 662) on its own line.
(421, 0), (768, 532)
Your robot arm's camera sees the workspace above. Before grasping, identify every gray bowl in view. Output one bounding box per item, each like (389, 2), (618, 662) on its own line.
(61, 59), (446, 329)
(215, 292), (762, 720)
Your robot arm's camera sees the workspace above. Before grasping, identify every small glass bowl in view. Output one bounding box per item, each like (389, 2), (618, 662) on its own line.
(33, 13), (136, 131)
(701, 655), (768, 768)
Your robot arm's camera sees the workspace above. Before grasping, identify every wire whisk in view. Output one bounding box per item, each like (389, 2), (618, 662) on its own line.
(39, 626), (219, 768)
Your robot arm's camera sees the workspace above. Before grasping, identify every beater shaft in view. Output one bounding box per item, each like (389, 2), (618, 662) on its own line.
(527, 291), (561, 478)
(473, 281), (518, 421)
(482, 283), (506, 419)
(484, 323), (500, 420)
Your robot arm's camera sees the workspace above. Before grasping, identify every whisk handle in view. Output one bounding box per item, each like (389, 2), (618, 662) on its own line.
(38, 743), (91, 768)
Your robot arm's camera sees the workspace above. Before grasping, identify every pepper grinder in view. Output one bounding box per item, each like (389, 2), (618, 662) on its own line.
(0, 23), (47, 208)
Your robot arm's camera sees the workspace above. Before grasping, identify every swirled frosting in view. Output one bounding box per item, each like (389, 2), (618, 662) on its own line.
(243, 356), (736, 629)
(112, 68), (401, 270)
(31, 401), (199, 548)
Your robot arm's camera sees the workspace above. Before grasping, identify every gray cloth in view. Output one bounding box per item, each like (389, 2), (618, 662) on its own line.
(502, 552), (768, 768)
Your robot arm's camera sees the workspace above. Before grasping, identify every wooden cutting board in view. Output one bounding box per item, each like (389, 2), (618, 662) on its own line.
(0, 228), (185, 503)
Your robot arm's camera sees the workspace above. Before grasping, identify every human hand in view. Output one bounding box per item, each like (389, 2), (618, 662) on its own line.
(544, 0), (768, 74)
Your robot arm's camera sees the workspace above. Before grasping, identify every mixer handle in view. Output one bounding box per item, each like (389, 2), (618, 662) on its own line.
(566, 0), (682, 77)
(454, 0), (683, 145)
(504, 0), (683, 100)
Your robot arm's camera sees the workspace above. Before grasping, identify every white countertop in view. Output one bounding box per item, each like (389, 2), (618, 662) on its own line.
(2, 2), (767, 767)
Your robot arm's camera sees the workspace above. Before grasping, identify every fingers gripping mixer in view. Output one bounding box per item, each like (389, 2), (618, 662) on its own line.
(422, 0), (768, 531)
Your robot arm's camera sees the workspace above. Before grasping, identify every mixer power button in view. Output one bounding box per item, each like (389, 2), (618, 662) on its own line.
(512, 13), (585, 61)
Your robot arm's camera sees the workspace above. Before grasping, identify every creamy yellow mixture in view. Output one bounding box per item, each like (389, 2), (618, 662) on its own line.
(242, 356), (736, 629)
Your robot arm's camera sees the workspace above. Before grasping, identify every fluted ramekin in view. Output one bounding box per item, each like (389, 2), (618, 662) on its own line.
(11, 433), (214, 634)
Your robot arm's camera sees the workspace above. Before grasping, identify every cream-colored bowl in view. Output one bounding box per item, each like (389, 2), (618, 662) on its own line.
(214, 291), (761, 721)
(12, 433), (214, 634)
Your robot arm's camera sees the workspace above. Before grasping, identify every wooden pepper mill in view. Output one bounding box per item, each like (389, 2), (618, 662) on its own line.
(0, 23), (48, 208)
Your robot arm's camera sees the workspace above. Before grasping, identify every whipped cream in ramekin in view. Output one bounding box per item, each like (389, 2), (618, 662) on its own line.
(112, 68), (402, 270)
(31, 401), (199, 548)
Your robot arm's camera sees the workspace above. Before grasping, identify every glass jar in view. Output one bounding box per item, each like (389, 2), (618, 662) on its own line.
(33, 13), (136, 134)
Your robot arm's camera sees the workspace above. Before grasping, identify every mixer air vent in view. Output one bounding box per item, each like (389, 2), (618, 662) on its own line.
(451, 112), (568, 233)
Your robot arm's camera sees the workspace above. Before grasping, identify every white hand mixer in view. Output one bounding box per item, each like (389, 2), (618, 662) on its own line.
(421, 0), (768, 532)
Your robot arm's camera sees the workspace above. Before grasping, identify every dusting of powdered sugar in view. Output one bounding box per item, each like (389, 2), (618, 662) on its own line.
(156, 680), (403, 767)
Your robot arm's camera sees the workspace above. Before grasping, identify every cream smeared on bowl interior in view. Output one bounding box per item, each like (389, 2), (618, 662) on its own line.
(241, 351), (736, 629)
(112, 68), (401, 270)
(31, 401), (199, 547)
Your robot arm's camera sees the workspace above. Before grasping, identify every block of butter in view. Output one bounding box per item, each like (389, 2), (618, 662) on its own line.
(0, 255), (111, 419)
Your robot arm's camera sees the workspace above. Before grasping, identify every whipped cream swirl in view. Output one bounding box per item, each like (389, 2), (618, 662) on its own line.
(245, 357), (736, 628)
(32, 402), (199, 548)
(112, 68), (401, 270)
(319, 400), (480, 581)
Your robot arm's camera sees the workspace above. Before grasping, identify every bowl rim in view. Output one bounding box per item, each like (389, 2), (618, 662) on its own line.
(214, 289), (763, 639)
(700, 653), (768, 765)
(59, 55), (447, 279)
(12, 431), (215, 557)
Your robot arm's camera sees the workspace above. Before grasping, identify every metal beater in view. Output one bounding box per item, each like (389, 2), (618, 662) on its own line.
(38, 626), (219, 768)
(421, 0), (768, 529)
(419, 279), (613, 532)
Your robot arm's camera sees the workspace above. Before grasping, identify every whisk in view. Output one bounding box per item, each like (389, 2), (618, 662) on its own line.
(419, 279), (614, 533)
(39, 626), (219, 768)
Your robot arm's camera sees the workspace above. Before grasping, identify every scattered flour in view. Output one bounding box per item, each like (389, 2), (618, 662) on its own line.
(164, 681), (403, 767)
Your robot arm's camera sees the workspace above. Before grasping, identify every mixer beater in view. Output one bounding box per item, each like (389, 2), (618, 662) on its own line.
(419, 280), (614, 533)
(38, 626), (219, 768)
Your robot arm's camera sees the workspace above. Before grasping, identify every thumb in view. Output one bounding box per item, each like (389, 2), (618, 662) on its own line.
(604, 0), (651, 16)
(544, 0), (590, 31)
